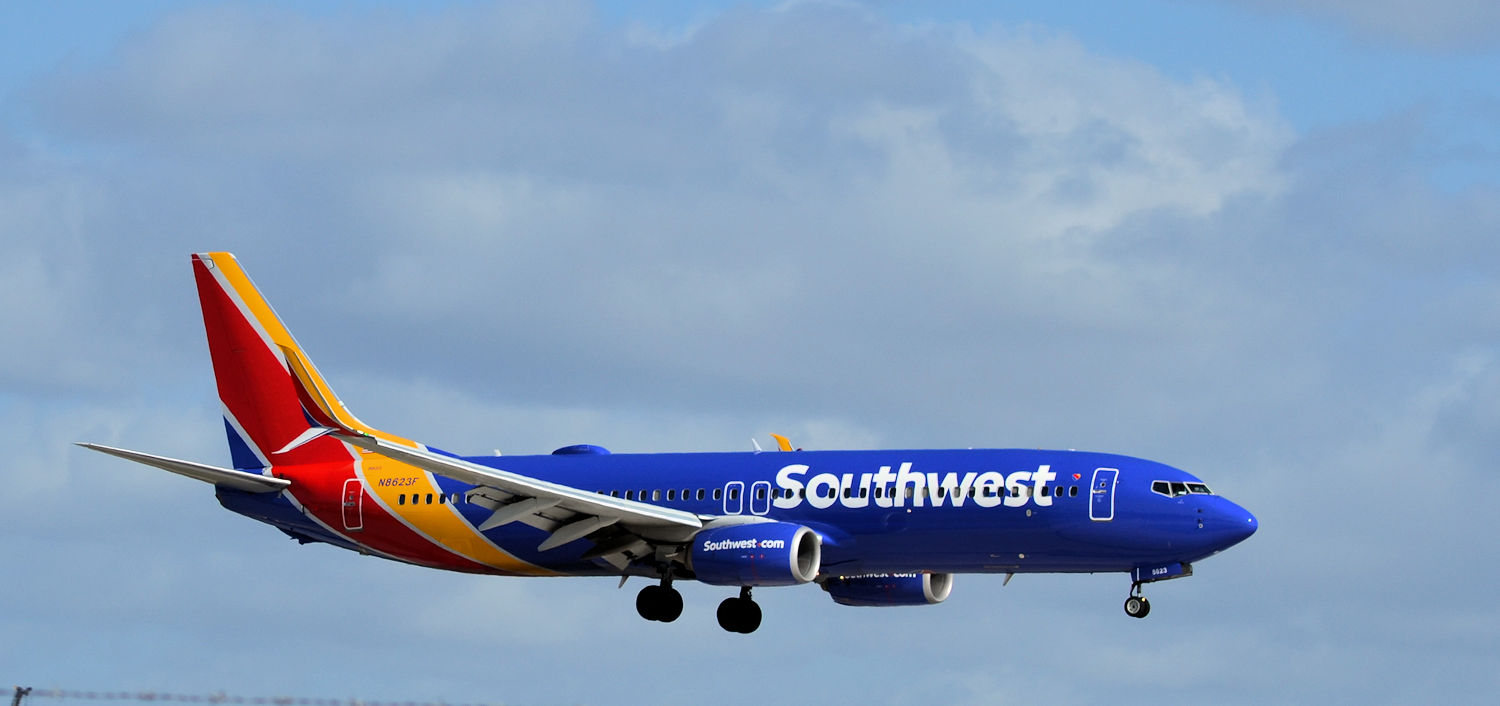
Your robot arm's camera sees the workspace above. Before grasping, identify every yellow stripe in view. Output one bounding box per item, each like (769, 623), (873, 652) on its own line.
(360, 457), (556, 575)
(204, 253), (554, 575)
(205, 252), (413, 448)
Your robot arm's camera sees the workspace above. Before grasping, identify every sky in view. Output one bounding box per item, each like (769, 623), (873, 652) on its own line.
(2, 0), (1497, 703)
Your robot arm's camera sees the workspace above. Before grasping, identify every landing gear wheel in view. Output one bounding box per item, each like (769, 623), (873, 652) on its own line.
(635, 584), (683, 622)
(635, 585), (659, 621)
(657, 586), (683, 622)
(716, 588), (763, 633)
(716, 598), (762, 633)
(1124, 595), (1151, 619)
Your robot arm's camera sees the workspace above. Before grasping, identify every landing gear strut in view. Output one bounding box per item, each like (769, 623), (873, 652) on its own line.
(716, 586), (762, 634)
(1123, 582), (1151, 619)
(636, 576), (683, 623)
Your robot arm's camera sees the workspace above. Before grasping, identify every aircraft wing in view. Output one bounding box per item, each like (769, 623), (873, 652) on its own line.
(337, 433), (705, 550)
(78, 443), (291, 493)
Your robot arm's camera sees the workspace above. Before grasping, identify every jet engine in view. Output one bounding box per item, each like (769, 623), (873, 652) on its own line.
(822, 573), (953, 606)
(687, 522), (821, 586)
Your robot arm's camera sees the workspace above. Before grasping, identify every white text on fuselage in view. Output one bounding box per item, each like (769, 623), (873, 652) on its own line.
(773, 463), (1057, 510)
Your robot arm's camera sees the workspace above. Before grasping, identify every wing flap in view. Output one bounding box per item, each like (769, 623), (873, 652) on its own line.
(78, 443), (291, 493)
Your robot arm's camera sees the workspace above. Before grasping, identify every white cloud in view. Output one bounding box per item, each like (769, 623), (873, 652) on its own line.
(4, 1), (1499, 702)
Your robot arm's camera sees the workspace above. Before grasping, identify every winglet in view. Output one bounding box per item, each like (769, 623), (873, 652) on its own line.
(770, 433), (794, 452)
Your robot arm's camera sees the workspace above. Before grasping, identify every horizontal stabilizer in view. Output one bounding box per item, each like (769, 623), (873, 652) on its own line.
(77, 443), (291, 493)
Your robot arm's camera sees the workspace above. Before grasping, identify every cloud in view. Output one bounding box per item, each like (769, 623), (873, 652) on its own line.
(1224, 0), (1500, 51)
(19, 2), (1296, 449)
(4, 1), (1499, 703)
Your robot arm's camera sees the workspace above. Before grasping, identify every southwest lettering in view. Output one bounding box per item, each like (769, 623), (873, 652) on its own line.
(768, 463), (1060, 512)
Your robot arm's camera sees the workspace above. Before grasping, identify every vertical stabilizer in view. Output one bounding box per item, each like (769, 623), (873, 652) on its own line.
(192, 252), (359, 469)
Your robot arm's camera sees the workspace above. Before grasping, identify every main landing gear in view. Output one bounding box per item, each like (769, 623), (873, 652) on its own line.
(635, 578), (763, 633)
(636, 578), (683, 623)
(716, 586), (762, 634)
(1123, 582), (1151, 619)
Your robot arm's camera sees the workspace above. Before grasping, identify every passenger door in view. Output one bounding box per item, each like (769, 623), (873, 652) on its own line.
(1089, 468), (1118, 522)
(341, 478), (364, 531)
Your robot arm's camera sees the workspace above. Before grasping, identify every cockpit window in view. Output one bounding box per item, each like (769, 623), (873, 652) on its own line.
(1152, 480), (1215, 497)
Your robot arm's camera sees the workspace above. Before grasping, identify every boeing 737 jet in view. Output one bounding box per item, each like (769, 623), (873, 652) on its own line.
(82, 252), (1257, 633)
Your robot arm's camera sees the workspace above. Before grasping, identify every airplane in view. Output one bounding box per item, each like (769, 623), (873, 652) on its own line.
(81, 252), (1258, 633)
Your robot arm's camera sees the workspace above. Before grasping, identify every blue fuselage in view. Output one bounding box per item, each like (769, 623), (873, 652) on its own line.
(223, 447), (1257, 579)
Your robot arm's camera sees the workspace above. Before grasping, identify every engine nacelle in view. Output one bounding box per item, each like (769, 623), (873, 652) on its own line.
(822, 573), (953, 607)
(688, 522), (821, 587)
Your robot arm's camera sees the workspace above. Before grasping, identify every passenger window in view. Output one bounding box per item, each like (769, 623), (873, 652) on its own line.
(696, 489), (705, 501)
(666, 489), (676, 501)
(756, 487), (766, 500)
(713, 488), (722, 501)
(624, 490), (634, 500)
(1070, 486), (1079, 497)
(651, 490), (660, 501)
(398, 494), (405, 505)
(426, 493), (434, 504)
(729, 488), (739, 501)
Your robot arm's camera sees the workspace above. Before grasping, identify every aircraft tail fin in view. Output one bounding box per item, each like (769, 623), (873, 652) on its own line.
(192, 252), (398, 469)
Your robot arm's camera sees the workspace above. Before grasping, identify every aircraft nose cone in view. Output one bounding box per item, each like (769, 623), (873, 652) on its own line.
(1210, 501), (1257, 548)
(1234, 508), (1258, 542)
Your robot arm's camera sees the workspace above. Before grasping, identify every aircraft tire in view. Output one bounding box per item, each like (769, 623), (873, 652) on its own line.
(1124, 596), (1151, 619)
(739, 598), (762, 633)
(716, 597), (762, 633)
(637, 584), (684, 622)
(659, 586), (683, 622)
(636, 585), (659, 620)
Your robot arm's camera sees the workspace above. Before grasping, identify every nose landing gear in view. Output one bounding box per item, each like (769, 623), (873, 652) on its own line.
(1123, 562), (1193, 618)
(1123, 584), (1151, 619)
